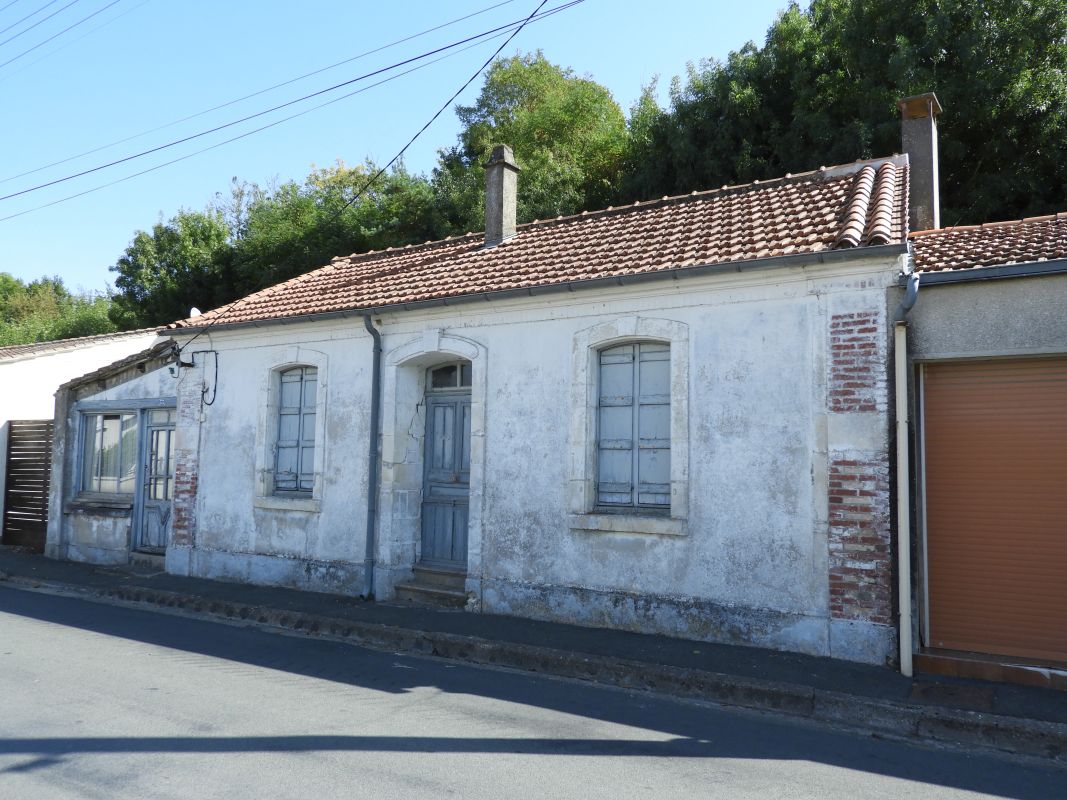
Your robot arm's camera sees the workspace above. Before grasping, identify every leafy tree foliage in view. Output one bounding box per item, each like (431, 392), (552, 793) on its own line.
(434, 51), (627, 231)
(0, 273), (115, 346)
(109, 210), (234, 328)
(229, 161), (440, 293)
(620, 0), (1067, 225)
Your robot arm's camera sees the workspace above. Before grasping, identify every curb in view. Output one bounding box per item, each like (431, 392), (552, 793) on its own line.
(2, 572), (1065, 764)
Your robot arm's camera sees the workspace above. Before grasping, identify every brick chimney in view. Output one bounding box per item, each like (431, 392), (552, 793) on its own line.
(898, 92), (942, 232)
(484, 144), (520, 247)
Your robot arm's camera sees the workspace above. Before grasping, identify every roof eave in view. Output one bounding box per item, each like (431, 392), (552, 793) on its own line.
(167, 243), (907, 338)
(911, 257), (1067, 286)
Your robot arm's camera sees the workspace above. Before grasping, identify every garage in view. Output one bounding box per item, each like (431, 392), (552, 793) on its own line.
(921, 357), (1067, 664)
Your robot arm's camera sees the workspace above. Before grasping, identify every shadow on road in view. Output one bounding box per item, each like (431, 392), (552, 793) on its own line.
(0, 586), (1061, 797)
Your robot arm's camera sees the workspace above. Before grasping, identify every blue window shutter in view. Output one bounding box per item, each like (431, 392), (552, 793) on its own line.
(596, 343), (670, 509)
(275, 367), (317, 493)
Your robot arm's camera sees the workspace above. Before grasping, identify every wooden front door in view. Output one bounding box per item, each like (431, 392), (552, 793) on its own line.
(135, 410), (175, 553)
(420, 393), (471, 568)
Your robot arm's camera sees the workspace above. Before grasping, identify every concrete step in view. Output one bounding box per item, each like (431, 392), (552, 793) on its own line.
(411, 564), (466, 591)
(393, 581), (467, 609)
(130, 551), (165, 571)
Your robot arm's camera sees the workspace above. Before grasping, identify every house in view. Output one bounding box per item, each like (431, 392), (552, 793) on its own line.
(49, 94), (993, 672)
(138, 133), (915, 666)
(899, 212), (1067, 680)
(0, 329), (159, 550)
(45, 341), (177, 565)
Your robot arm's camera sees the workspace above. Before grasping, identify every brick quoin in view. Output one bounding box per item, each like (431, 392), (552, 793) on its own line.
(828, 312), (886, 414)
(827, 456), (891, 624)
(170, 369), (202, 548)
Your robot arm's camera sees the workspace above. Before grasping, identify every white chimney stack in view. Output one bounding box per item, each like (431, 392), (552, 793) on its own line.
(484, 144), (520, 247)
(898, 92), (942, 232)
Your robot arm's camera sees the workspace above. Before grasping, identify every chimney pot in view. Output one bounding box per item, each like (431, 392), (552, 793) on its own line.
(898, 92), (942, 232)
(484, 144), (521, 247)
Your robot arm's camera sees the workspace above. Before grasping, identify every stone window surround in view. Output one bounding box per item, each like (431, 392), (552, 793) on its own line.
(252, 346), (329, 513)
(568, 316), (689, 536)
(377, 330), (487, 597)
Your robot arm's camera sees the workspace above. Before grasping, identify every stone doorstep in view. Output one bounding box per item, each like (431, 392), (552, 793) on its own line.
(916, 649), (1067, 693)
(1, 571), (1066, 765)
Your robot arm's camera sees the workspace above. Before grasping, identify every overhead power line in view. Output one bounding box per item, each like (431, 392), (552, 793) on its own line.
(0, 1), (576, 203)
(0, 0), (515, 185)
(0, 0), (59, 36)
(0, 12), (558, 225)
(0, 0), (77, 48)
(0, 1), (26, 16)
(176, 0), (555, 354)
(0, 0), (119, 69)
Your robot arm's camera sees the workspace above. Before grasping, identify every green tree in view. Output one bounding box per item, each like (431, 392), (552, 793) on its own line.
(433, 51), (627, 231)
(621, 0), (1067, 225)
(230, 160), (439, 293)
(0, 273), (116, 346)
(109, 209), (235, 328)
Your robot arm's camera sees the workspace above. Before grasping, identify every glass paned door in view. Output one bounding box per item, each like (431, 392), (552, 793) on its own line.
(136, 411), (175, 552)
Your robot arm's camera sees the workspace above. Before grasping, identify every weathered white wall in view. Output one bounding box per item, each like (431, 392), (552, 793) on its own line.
(0, 333), (158, 527)
(169, 254), (901, 663)
(46, 358), (177, 565)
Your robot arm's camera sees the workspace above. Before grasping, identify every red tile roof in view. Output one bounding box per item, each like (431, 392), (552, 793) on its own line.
(911, 214), (1067, 273)
(170, 156), (909, 330)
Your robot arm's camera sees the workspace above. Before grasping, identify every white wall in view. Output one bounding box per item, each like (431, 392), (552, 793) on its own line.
(0, 333), (159, 532)
(169, 255), (901, 661)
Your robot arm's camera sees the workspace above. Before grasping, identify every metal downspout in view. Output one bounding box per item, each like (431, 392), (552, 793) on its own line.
(893, 273), (920, 677)
(362, 315), (383, 600)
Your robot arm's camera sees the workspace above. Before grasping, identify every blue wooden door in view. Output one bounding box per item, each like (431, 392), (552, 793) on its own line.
(420, 393), (470, 567)
(136, 410), (175, 553)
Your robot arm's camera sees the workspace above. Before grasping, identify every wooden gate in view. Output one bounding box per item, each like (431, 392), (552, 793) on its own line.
(2, 419), (54, 552)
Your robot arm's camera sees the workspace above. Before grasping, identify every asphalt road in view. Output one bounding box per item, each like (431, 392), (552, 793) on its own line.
(0, 586), (1064, 800)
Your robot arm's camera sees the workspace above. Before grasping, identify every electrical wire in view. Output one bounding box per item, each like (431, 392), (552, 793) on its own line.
(0, 1), (26, 16)
(0, 1), (577, 203)
(176, 0), (555, 355)
(0, 0), (119, 69)
(0, 0), (77, 48)
(0, 24), (521, 224)
(0, 0), (147, 85)
(0, 0), (515, 185)
(0, 0), (58, 36)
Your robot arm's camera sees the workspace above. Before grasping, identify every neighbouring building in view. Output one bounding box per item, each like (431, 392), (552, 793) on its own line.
(0, 329), (159, 550)
(900, 213), (1067, 683)
(45, 342), (177, 565)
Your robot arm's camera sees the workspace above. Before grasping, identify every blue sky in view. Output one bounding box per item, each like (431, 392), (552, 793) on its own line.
(0, 0), (788, 293)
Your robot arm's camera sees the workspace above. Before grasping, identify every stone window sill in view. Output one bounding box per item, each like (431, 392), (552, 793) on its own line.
(253, 495), (321, 513)
(65, 496), (133, 516)
(568, 513), (687, 537)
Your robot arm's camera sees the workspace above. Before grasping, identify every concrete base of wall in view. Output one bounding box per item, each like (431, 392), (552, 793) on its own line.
(64, 542), (129, 566)
(482, 577), (846, 660)
(829, 617), (895, 666)
(167, 545), (365, 596)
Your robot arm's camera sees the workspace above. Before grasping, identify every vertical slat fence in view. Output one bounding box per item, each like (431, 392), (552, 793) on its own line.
(2, 419), (54, 552)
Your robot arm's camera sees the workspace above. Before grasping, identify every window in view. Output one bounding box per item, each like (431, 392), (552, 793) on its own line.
(428, 361), (472, 391)
(274, 366), (317, 493)
(597, 342), (670, 509)
(81, 412), (138, 494)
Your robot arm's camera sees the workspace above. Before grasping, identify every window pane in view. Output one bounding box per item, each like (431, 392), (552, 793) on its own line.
(119, 414), (138, 493)
(460, 363), (472, 387)
(431, 364), (457, 389)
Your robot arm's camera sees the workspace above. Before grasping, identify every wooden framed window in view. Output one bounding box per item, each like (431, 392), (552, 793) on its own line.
(274, 366), (317, 493)
(81, 412), (138, 494)
(427, 361), (472, 392)
(596, 342), (671, 509)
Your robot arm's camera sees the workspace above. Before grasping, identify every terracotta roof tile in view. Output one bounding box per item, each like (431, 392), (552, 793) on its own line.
(170, 156), (909, 330)
(911, 213), (1067, 273)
